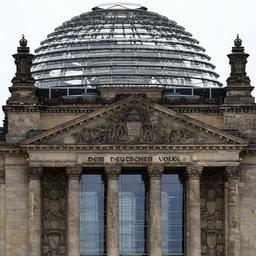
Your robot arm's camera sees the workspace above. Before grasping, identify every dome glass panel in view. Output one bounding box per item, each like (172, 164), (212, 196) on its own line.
(32, 4), (222, 88)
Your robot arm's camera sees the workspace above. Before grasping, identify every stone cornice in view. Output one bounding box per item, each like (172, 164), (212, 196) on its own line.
(21, 143), (247, 152)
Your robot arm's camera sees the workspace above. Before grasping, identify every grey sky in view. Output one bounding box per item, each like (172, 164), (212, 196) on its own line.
(1, 0), (255, 124)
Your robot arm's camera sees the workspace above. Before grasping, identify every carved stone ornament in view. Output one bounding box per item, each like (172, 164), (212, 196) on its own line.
(73, 102), (196, 145)
(0, 169), (5, 184)
(186, 166), (203, 178)
(42, 172), (66, 256)
(105, 164), (121, 179)
(27, 166), (43, 180)
(66, 166), (82, 178)
(201, 171), (225, 256)
(147, 164), (164, 178)
(225, 166), (241, 179)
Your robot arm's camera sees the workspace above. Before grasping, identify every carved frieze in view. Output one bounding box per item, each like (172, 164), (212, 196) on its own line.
(73, 102), (196, 145)
(201, 170), (225, 256)
(42, 171), (66, 256)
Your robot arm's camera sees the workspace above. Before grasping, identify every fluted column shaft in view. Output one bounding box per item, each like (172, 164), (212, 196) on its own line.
(148, 164), (164, 256)
(187, 166), (203, 256)
(226, 166), (241, 256)
(66, 166), (82, 256)
(28, 167), (43, 256)
(105, 164), (121, 256)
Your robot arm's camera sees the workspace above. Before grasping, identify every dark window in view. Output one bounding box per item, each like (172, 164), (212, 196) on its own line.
(119, 172), (147, 255)
(80, 173), (106, 256)
(161, 172), (185, 256)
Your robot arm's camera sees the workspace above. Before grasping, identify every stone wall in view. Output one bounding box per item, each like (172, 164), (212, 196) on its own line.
(5, 155), (29, 256)
(240, 153), (256, 255)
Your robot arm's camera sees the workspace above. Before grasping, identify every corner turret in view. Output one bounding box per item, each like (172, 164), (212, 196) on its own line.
(224, 35), (255, 104)
(8, 35), (37, 105)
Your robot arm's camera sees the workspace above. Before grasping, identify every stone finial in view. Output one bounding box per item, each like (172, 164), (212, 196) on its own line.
(19, 34), (28, 47)
(224, 35), (254, 105)
(234, 34), (242, 47)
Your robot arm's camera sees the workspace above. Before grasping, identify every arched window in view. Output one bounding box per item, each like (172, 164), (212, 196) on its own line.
(119, 172), (147, 255)
(161, 172), (185, 256)
(80, 172), (106, 256)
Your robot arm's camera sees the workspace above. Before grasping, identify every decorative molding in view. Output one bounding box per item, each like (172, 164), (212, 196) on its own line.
(21, 144), (246, 152)
(147, 164), (164, 178)
(105, 164), (121, 179)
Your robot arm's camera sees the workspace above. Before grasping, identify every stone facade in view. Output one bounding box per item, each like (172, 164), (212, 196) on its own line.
(0, 35), (255, 256)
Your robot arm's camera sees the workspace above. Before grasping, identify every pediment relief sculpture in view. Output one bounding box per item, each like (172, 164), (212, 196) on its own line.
(71, 102), (214, 145)
(21, 97), (247, 146)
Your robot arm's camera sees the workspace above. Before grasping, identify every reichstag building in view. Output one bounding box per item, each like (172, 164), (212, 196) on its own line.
(0, 3), (255, 256)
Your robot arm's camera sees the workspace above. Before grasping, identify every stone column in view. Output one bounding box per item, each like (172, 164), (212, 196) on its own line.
(28, 166), (43, 256)
(226, 166), (241, 256)
(0, 168), (6, 255)
(147, 164), (164, 256)
(186, 166), (203, 256)
(66, 166), (82, 256)
(105, 164), (121, 256)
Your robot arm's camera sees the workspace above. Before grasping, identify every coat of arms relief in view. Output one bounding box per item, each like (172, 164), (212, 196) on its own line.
(73, 102), (197, 144)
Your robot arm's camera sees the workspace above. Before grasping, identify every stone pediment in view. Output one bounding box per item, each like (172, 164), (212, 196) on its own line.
(21, 97), (247, 148)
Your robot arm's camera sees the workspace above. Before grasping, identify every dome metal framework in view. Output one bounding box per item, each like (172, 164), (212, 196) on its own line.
(31, 4), (222, 89)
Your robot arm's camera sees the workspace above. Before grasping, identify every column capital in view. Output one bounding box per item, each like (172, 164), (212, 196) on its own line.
(186, 166), (203, 179)
(28, 166), (43, 180)
(147, 164), (164, 178)
(0, 168), (5, 184)
(225, 166), (241, 179)
(66, 166), (82, 178)
(105, 164), (121, 179)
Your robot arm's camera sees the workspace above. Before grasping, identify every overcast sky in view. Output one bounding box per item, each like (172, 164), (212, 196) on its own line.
(1, 0), (255, 124)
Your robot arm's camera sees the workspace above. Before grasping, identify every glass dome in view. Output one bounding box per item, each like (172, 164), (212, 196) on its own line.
(31, 4), (222, 89)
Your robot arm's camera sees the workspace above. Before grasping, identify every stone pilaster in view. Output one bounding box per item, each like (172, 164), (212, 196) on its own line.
(105, 164), (121, 256)
(0, 167), (6, 256)
(66, 166), (82, 256)
(186, 166), (203, 256)
(226, 166), (241, 256)
(28, 167), (43, 256)
(147, 164), (164, 256)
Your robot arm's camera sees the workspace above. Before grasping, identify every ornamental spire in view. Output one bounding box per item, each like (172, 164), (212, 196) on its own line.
(224, 35), (254, 104)
(8, 35), (37, 105)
